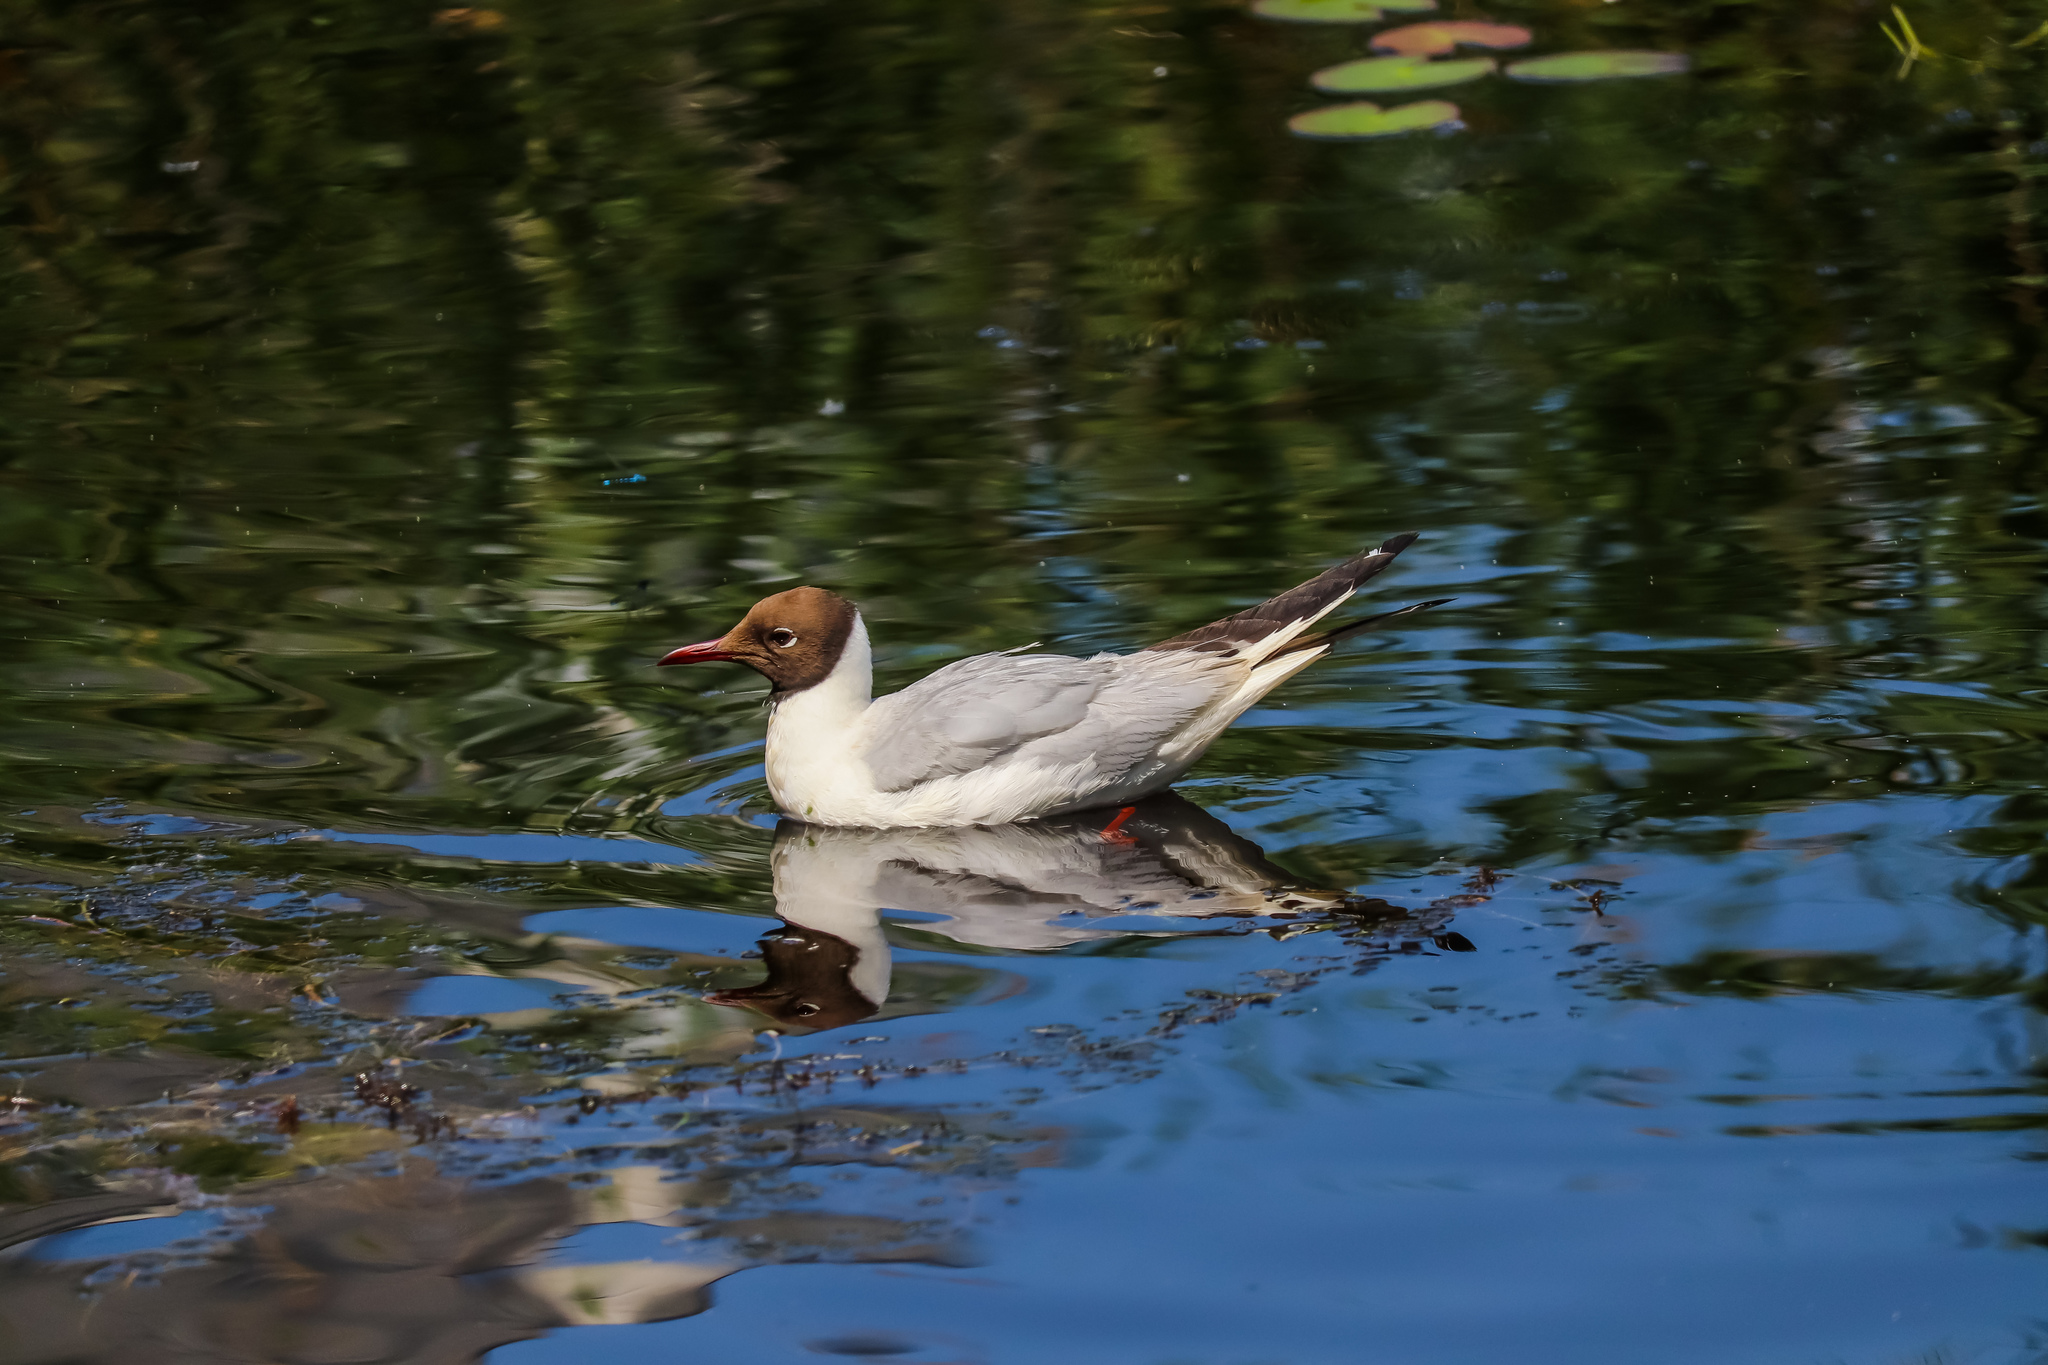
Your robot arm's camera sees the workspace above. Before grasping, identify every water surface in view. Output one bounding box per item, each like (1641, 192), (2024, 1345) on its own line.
(6, 1), (2048, 1362)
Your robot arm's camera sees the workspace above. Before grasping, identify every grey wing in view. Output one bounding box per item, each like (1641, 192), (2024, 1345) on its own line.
(861, 650), (1235, 793)
(861, 653), (1116, 792)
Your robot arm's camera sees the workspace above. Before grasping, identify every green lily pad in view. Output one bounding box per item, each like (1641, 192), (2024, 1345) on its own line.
(1312, 55), (1494, 93)
(1372, 21), (1532, 56)
(1252, 0), (1433, 23)
(1288, 99), (1461, 140)
(1504, 50), (1690, 82)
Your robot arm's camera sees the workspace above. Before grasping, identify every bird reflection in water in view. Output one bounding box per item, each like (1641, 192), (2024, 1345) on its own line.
(707, 793), (1469, 1030)
(0, 798), (1477, 1359)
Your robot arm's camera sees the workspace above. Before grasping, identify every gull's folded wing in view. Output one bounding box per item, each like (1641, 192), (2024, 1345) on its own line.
(860, 651), (1229, 794)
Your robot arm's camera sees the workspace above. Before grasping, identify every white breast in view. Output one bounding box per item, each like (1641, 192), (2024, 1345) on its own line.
(762, 616), (877, 822)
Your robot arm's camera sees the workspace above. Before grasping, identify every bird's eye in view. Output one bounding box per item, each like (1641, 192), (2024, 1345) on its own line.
(793, 1002), (821, 1017)
(768, 628), (798, 648)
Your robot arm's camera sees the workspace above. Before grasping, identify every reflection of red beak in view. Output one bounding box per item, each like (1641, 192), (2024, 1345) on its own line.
(701, 989), (755, 1007)
(657, 639), (737, 666)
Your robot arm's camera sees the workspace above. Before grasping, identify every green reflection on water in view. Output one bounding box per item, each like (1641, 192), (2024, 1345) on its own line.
(8, 0), (2048, 1355)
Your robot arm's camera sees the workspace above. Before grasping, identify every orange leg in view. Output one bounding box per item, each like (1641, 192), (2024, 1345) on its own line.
(1099, 806), (1139, 845)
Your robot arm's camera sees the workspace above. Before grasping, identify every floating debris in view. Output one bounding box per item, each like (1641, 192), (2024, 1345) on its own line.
(1505, 51), (1690, 81)
(1371, 21), (1531, 56)
(1312, 55), (1495, 93)
(1288, 99), (1461, 140)
(1253, 0), (1432, 22)
(353, 1071), (421, 1128)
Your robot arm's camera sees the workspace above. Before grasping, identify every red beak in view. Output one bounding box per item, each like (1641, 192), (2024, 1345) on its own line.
(657, 638), (738, 666)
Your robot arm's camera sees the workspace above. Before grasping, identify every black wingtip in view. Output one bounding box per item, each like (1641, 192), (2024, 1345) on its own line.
(1143, 532), (1425, 655)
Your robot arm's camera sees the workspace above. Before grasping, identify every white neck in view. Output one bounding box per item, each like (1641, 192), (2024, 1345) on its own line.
(763, 614), (873, 819)
(781, 612), (872, 717)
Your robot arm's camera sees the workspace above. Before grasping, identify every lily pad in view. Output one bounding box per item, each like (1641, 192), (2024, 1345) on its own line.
(1288, 99), (1462, 140)
(1252, 0), (1433, 23)
(1312, 55), (1494, 93)
(1372, 21), (1532, 56)
(1504, 50), (1690, 82)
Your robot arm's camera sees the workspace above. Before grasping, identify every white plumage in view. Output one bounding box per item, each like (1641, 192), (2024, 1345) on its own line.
(661, 534), (1439, 828)
(768, 628), (1237, 826)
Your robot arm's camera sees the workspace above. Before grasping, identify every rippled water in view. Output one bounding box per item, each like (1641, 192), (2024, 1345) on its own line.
(7, 1), (2048, 1362)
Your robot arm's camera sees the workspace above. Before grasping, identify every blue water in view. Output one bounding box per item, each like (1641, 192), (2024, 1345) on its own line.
(7, 0), (2048, 1360)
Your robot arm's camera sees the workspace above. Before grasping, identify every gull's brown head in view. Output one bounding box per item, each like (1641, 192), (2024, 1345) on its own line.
(657, 585), (858, 694)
